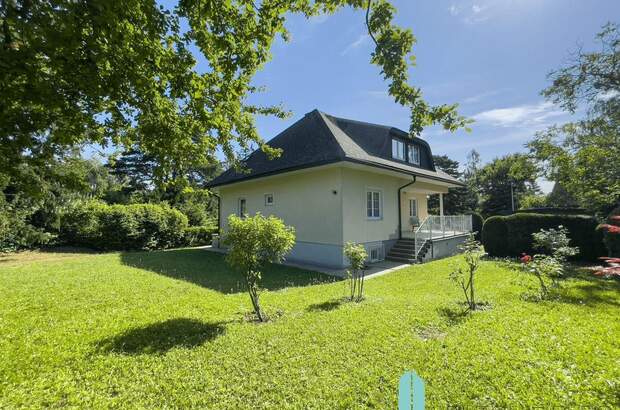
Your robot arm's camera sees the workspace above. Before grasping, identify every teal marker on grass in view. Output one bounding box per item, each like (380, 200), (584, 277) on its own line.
(398, 371), (425, 410)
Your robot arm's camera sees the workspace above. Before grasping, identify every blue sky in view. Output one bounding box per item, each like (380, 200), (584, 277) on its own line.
(236, 0), (619, 191)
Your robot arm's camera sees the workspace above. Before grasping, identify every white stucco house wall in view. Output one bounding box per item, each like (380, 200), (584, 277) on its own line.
(207, 110), (472, 268)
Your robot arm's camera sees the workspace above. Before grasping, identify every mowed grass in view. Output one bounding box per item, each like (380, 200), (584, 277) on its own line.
(1, 249), (619, 409)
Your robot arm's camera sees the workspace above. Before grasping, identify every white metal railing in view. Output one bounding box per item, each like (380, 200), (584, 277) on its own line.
(403, 215), (473, 240)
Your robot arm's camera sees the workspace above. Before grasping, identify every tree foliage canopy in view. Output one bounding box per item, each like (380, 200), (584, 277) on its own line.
(529, 23), (620, 215)
(1, 0), (469, 182)
(477, 153), (539, 216)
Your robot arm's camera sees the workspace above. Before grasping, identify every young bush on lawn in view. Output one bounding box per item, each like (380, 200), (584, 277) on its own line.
(520, 226), (578, 298)
(224, 214), (295, 322)
(343, 242), (368, 302)
(449, 234), (486, 311)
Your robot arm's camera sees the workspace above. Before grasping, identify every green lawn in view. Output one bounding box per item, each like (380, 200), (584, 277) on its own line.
(1, 249), (618, 408)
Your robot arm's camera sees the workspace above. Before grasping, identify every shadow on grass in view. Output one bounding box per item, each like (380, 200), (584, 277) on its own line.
(306, 298), (346, 312)
(555, 280), (620, 307)
(120, 249), (339, 294)
(437, 306), (470, 326)
(97, 318), (226, 355)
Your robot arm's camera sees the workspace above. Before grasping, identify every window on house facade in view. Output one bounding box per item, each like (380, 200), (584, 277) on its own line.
(366, 190), (382, 219)
(264, 193), (274, 206)
(409, 198), (418, 217)
(407, 144), (420, 165)
(392, 139), (405, 161)
(238, 198), (247, 217)
(368, 244), (384, 262)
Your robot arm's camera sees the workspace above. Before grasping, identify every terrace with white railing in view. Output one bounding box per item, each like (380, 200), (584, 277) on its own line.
(388, 215), (473, 263)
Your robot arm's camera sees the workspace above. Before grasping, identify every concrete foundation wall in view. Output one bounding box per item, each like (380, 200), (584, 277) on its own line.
(421, 234), (468, 262)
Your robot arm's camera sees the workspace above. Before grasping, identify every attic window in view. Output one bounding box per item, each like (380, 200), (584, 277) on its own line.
(407, 144), (420, 165)
(392, 139), (405, 161)
(265, 193), (274, 206)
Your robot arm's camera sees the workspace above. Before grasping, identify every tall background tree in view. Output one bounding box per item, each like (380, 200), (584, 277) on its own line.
(528, 22), (620, 216)
(476, 154), (540, 217)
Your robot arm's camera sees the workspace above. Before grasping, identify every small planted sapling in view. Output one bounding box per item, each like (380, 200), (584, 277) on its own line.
(520, 225), (578, 298)
(343, 242), (368, 302)
(449, 234), (486, 311)
(224, 213), (295, 322)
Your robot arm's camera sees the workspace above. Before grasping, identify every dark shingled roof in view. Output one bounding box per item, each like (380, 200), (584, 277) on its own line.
(208, 110), (463, 187)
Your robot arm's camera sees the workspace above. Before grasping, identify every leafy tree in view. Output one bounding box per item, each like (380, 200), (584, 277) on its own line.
(477, 154), (540, 217)
(520, 226), (578, 299)
(449, 234), (486, 311)
(519, 194), (549, 209)
(1, 0), (469, 187)
(529, 23), (620, 215)
(462, 149), (482, 212)
(546, 182), (579, 208)
(224, 214), (295, 322)
(428, 155), (472, 215)
(343, 242), (368, 302)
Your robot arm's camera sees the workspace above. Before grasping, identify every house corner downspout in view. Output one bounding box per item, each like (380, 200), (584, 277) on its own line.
(212, 191), (221, 234)
(398, 176), (416, 240)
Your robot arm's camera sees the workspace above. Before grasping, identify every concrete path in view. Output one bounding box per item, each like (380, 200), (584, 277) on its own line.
(203, 246), (411, 279)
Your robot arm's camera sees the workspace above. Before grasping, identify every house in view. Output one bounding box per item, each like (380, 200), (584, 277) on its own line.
(207, 109), (472, 268)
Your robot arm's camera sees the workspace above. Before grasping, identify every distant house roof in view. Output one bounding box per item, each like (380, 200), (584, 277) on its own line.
(207, 110), (463, 188)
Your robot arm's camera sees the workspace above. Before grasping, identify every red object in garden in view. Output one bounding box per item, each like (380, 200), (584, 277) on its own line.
(520, 253), (532, 264)
(599, 224), (620, 234)
(594, 257), (620, 277)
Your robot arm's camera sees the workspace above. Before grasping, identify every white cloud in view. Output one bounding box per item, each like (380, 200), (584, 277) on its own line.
(447, 0), (506, 25)
(340, 34), (370, 56)
(596, 89), (620, 101)
(472, 101), (566, 127)
(462, 89), (505, 104)
(472, 4), (484, 14)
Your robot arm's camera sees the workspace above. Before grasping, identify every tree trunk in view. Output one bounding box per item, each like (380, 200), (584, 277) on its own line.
(469, 270), (475, 310)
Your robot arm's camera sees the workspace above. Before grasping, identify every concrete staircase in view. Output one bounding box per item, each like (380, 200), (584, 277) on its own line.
(386, 238), (431, 263)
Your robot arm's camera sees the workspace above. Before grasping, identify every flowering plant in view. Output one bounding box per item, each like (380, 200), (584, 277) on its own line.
(593, 257), (620, 277)
(520, 226), (578, 298)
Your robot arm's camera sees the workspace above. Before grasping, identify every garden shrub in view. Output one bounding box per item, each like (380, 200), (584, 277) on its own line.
(600, 207), (620, 257)
(516, 207), (587, 215)
(224, 213), (295, 322)
(482, 213), (604, 261)
(183, 225), (218, 246)
(469, 212), (484, 240)
(343, 242), (368, 302)
(60, 201), (188, 250)
(481, 216), (508, 256)
(0, 205), (54, 252)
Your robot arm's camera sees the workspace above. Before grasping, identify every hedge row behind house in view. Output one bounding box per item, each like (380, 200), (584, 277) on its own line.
(482, 213), (605, 261)
(61, 202), (190, 251)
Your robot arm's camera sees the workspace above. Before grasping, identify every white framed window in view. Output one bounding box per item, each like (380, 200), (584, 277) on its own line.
(392, 139), (405, 161)
(366, 190), (382, 219)
(368, 244), (384, 262)
(264, 193), (274, 206)
(409, 198), (418, 217)
(407, 144), (420, 165)
(238, 198), (247, 217)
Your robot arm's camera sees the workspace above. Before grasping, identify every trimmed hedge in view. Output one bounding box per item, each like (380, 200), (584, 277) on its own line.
(469, 212), (484, 240)
(183, 225), (218, 247)
(482, 213), (605, 261)
(61, 202), (188, 250)
(517, 207), (588, 215)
